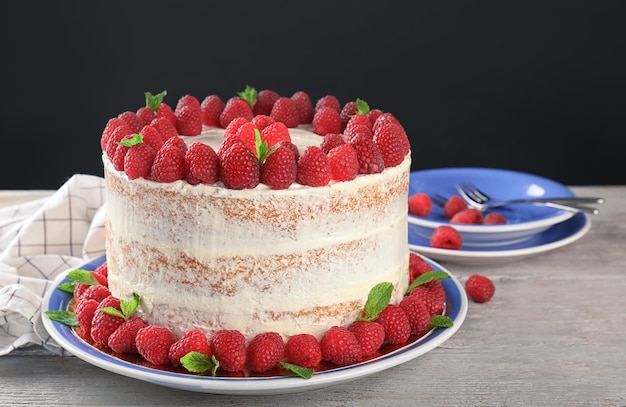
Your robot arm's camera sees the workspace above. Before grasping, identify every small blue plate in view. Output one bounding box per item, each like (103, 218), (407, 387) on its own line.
(408, 167), (577, 247)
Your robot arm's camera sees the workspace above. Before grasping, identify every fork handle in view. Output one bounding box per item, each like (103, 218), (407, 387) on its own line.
(487, 197), (604, 207)
(539, 202), (600, 215)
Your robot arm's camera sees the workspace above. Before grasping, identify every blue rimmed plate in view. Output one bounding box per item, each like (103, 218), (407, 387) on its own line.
(408, 167), (578, 248)
(42, 255), (467, 395)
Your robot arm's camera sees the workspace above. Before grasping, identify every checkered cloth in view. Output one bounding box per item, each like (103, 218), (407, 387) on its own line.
(0, 174), (106, 355)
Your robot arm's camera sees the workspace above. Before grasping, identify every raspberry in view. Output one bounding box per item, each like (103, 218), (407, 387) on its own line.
(320, 326), (362, 366)
(139, 124), (165, 153)
(348, 320), (385, 356)
(220, 141), (261, 190)
(409, 252), (434, 283)
(409, 285), (445, 316)
(260, 121), (292, 149)
(234, 122), (258, 153)
(253, 89), (281, 116)
(430, 225), (463, 250)
(251, 114), (276, 131)
(465, 274), (495, 303)
(345, 113), (373, 134)
(260, 143), (298, 190)
(343, 123), (373, 143)
(151, 143), (186, 183)
(319, 133), (346, 154)
(223, 116), (250, 141)
(101, 117), (128, 151)
(108, 316), (147, 354)
(373, 122), (406, 168)
(443, 195), (468, 219)
(210, 329), (247, 372)
(136, 106), (156, 126)
(200, 94), (225, 127)
(284, 333), (322, 368)
(312, 107), (342, 136)
(315, 95), (341, 112)
(112, 137), (132, 171)
(93, 262), (108, 278)
(270, 97), (300, 128)
(399, 295), (432, 338)
(185, 142), (220, 185)
(169, 328), (211, 367)
(150, 116), (178, 141)
(372, 112), (401, 134)
(450, 208), (483, 224)
(124, 143), (156, 180)
(367, 109), (384, 126)
(219, 97), (254, 128)
(375, 304), (411, 345)
(105, 123), (133, 159)
(90, 296), (125, 346)
(408, 192), (433, 217)
(339, 100), (358, 129)
(290, 91), (314, 124)
(483, 212), (507, 224)
(118, 111), (144, 133)
(79, 284), (111, 303)
(349, 133), (385, 175)
(327, 144), (359, 182)
(135, 325), (177, 365)
(156, 102), (177, 127)
(247, 332), (285, 373)
(296, 146), (331, 187)
(74, 298), (99, 333)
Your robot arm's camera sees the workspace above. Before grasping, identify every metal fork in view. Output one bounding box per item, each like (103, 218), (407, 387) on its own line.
(455, 182), (603, 214)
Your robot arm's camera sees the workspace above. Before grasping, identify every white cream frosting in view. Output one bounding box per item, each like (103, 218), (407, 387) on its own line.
(105, 125), (411, 341)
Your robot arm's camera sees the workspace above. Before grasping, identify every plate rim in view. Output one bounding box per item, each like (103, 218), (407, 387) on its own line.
(42, 255), (468, 395)
(409, 212), (590, 264)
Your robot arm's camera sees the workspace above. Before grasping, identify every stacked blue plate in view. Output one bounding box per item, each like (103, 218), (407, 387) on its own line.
(407, 167), (591, 265)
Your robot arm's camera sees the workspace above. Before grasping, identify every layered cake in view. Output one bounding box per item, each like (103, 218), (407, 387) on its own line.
(101, 88), (412, 342)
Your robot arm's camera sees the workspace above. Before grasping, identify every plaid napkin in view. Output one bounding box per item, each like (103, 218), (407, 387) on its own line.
(0, 174), (106, 355)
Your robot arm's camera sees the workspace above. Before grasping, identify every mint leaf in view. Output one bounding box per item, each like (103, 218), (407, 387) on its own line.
(120, 293), (140, 318)
(430, 315), (453, 329)
(57, 282), (75, 294)
(67, 269), (100, 285)
(102, 293), (141, 320)
(280, 362), (314, 379)
(360, 282), (394, 321)
(145, 90), (167, 112)
(237, 85), (258, 108)
(355, 98), (370, 115)
(406, 271), (450, 295)
(181, 352), (219, 376)
(118, 133), (144, 147)
(44, 310), (79, 327)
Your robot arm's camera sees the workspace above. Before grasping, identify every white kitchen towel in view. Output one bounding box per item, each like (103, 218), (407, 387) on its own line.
(0, 174), (106, 355)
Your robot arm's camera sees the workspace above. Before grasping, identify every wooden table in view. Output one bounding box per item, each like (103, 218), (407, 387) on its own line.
(1, 186), (625, 406)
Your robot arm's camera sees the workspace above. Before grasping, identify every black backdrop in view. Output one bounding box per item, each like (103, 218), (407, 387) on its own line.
(2, 1), (625, 189)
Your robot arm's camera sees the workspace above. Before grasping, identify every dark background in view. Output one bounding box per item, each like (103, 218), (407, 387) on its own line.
(2, 1), (625, 189)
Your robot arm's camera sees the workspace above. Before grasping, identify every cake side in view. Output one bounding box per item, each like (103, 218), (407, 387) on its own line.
(105, 153), (410, 340)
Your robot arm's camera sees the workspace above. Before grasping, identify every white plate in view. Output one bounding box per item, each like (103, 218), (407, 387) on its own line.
(409, 212), (590, 266)
(42, 255), (467, 395)
(408, 168), (577, 247)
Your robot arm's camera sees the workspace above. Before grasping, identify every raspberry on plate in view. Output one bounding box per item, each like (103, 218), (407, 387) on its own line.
(443, 195), (468, 219)
(483, 212), (508, 224)
(430, 225), (463, 250)
(465, 274), (495, 303)
(450, 208), (483, 224)
(408, 192), (433, 217)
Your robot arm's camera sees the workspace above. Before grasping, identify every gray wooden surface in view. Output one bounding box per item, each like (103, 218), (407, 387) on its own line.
(1, 185), (624, 407)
